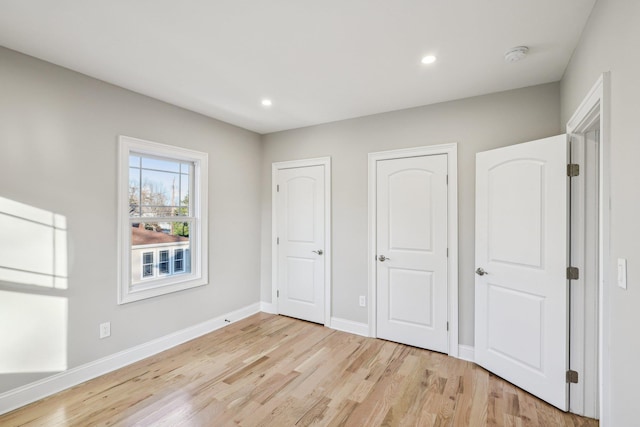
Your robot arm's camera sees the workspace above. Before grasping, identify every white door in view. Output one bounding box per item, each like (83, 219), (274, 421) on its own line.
(276, 165), (325, 324)
(376, 154), (448, 352)
(475, 134), (569, 410)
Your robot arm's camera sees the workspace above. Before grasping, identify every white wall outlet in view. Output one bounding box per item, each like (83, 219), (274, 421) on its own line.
(618, 258), (627, 289)
(359, 295), (366, 307)
(99, 322), (111, 339)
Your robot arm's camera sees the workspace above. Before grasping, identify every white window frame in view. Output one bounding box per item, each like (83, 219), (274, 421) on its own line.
(118, 135), (208, 304)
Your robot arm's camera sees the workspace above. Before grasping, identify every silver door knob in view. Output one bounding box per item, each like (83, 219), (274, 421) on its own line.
(312, 249), (324, 255)
(378, 255), (390, 262)
(475, 267), (488, 276)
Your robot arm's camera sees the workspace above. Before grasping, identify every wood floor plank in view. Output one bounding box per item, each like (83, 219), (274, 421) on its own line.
(0, 313), (599, 427)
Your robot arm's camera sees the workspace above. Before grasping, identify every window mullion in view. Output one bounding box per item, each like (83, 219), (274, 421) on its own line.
(138, 156), (142, 217)
(129, 216), (195, 224)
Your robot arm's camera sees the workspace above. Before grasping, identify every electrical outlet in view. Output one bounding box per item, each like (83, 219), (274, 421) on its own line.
(359, 296), (366, 307)
(99, 322), (111, 339)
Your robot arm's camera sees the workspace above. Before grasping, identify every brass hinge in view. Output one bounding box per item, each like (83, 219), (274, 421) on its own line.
(566, 370), (579, 384)
(567, 164), (580, 177)
(567, 267), (579, 280)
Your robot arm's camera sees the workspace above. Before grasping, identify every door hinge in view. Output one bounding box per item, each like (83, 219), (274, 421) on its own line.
(446, 248), (449, 258)
(446, 175), (449, 185)
(277, 237), (279, 245)
(567, 267), (579, 280)
(567, 164), (580, 177)
(566, 370), (579, 384)
(277, 290), (280, 298)
(446, 321), (449, 331)
(277, 184), (280, 192)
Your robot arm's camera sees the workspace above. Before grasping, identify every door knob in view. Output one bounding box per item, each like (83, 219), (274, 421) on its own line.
(475, 267), (488, 276)
(312, 249), (324, 255)
(378, 255), (390, 262)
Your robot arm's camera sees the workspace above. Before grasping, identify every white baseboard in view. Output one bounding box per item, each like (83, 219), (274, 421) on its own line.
(0, 302), (261, 416)
(260, 301), (277, 314)
(330, 317), (369, 337)
(458, 344), (475, 362)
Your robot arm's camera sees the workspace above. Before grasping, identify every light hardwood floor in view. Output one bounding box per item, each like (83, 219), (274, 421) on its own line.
(0, 313), (598, 426)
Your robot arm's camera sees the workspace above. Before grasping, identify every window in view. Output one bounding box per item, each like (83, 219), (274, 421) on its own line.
(158, 250), (170, 275)
(142, 252), (155, 278)
(174, 248), (185, 273)
(118, 135), (208, 304)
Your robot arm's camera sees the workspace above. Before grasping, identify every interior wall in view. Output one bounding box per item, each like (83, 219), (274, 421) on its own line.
(560, 0), (640, 424)
(0, 46), (262, 394)
(260, 83), (561, 346)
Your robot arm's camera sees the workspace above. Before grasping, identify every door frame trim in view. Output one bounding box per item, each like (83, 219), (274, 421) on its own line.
(367, 143), (459, 357)
(271, 157), (332, 327)
(566, 73), (610, 420)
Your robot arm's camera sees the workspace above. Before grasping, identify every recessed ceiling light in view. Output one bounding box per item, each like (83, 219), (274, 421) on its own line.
(421, 55), (437, 65)
(261, 99), (273, 107)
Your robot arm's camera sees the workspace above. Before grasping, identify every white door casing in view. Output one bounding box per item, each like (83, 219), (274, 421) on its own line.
(475, 134), (569, 410)
(273, 158), (331, 325)
(376, 154), (449, 352)
(565, 73), (610, 420)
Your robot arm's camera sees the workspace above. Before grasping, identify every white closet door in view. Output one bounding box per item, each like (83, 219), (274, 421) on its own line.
(277, 165), (325, 324)
(376, 154), (448, 352)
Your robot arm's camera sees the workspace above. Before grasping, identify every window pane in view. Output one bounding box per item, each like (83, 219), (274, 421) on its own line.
(140, 169), (179, 213)
(128, 155), (192, 218)
(140, 205), (177, 217)
(129, 167), (140, 217)
(129, 155), (140, 168)
(179, 174), (190, 215)
(141, 157), (180, 173)
(143, 264), (153, 277)
(131, 222), (191, 285)
(143, 252), (153, 264)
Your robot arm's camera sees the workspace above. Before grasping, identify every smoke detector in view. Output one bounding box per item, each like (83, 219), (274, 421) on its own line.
(504, 46), (529, 63)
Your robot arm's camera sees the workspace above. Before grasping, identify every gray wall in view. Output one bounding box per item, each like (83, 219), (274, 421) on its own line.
(561, 0), (640, 424)
(0, 46), (262, 393)
(260, 83), (561, 345)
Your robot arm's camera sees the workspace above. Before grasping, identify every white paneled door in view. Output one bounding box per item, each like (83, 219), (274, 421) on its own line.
(475, 135), (569, 410)
(376, 154), (449, 352)
(276, 165), (326, 324)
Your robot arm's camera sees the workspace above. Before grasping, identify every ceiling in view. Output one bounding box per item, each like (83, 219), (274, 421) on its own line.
(0, 1), (596, 134)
